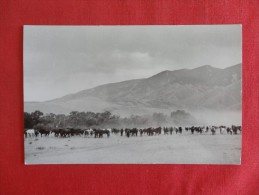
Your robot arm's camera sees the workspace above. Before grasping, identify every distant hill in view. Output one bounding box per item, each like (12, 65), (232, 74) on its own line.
(25, 64), (242, 116)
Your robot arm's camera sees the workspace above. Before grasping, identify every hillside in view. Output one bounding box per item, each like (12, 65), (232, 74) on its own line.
(25, 64), (242, 117)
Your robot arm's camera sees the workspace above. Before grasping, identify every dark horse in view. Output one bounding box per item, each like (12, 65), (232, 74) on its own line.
(211, 128), (216, 135)
(130, 128), (138, 136)
(176, 127), (182, 134)
(232, 125), (241, 135)
(163, 127), (169, 135)
(153, 127), (162, 135)
(93, 129), (110, 138)
(34, 126), (50, 137)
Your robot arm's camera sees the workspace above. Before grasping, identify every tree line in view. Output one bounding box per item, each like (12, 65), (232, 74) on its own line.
(24, 110), (196, 130)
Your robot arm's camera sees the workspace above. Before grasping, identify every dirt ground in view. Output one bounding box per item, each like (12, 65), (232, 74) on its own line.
(24, 132), (241, 164)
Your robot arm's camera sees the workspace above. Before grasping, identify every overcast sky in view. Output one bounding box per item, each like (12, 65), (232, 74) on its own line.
(24, 25), (241, 101)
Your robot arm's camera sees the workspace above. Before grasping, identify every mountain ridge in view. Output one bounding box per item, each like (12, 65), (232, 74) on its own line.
(25, 63), (242, 116)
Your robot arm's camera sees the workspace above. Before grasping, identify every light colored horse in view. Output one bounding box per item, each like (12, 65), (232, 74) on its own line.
(26, 129), (35, 137)
(84, 128), (94, 137)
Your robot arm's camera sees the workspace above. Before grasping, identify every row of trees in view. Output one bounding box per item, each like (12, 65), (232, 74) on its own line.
(24, 110), (197, 129)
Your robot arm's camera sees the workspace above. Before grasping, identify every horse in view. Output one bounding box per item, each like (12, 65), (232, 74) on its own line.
(211, 128), (216, 135)
(139, 129), (143, 136)
(34, 126), (50, 137)
(93, 129), (109, 138)
(163, 127), (169, 135)
(103, 129), (110, 138)
(176, 127), (182, 134)
(83, 129), (94, 137)
(26, 129), (36, 137)
(219, 126), (226, 134)
(125, 129), (131, 138)
(130, 128), (138, 136)
(169, 127), (173, 135)
(226, 127), (233, 135)
(112, 128), (120, 135)
(58, 128), (71, 137)
(93, 129), (103, 138)
(51, 129), (61, 137)
(24, 129), (28, 138)
(153, 127), (162, 135)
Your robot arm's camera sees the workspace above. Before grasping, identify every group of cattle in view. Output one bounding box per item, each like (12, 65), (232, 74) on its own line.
(24, 125), (241, 138)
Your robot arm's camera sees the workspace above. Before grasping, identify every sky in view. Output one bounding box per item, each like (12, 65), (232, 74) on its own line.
(24, 25), (241, 101)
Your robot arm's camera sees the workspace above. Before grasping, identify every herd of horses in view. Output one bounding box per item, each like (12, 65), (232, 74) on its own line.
(24, 125), (242, 138)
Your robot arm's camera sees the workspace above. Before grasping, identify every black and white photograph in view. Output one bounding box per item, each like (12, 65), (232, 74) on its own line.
(24, 25), (242, 164)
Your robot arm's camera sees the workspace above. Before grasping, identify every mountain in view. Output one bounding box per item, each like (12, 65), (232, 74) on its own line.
(24, 64), (242, 116)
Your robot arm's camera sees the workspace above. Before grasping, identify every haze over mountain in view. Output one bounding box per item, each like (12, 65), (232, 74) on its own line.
(24, 64), (241, 120)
